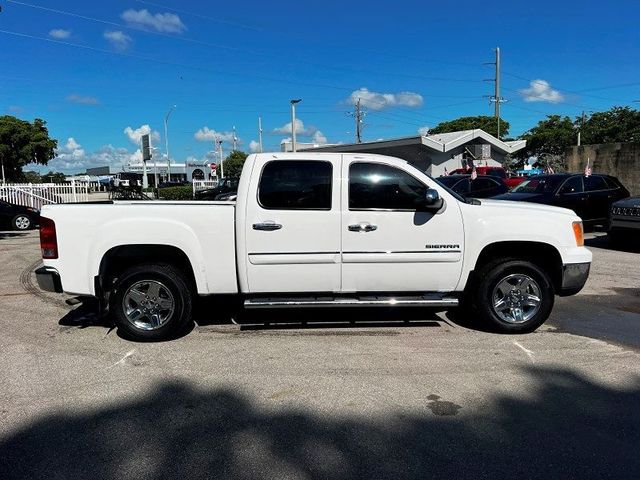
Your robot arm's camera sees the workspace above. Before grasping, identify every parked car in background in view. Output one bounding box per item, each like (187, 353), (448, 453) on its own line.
(450, 166), (526, 188)
(215, 191), (237, 201)
(492, 173), (630, 224)
(0, 200), (40, 230)
(436, 174), (508, 199)
(194, 177), (239, 200)
(608, 196), (640, 243)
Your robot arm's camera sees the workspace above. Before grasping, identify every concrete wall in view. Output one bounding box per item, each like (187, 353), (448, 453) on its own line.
(566, 143), (640, 195)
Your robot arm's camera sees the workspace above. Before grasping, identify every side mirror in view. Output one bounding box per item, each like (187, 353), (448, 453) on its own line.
(423, 188), (444, 210)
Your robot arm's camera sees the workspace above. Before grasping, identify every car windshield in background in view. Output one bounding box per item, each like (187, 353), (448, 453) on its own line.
(511, 176), (564, 194)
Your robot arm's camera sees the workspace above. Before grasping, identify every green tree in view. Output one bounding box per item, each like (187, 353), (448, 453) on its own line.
(517, 115), (576, 159)
(581, 106), (640, 144)
(221, 150), (248, 179)
(0, 116), (57, 182)
(428, 115), (510, 138)
(42, 171), (67, 183)
(21, 171), (43, 183)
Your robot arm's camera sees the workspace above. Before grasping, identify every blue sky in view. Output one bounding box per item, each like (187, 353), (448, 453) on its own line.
(1, 0), (639, 173)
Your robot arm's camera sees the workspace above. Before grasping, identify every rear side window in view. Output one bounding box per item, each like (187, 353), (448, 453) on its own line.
(486, 168), (506, 179)
(349, 162), (427, 210)
(584, 176), (608, 192)
(603, 177), (620, 190)
(258, 160), (332, 210)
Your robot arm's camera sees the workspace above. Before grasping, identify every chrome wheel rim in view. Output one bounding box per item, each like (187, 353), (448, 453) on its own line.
(491, 273), (541, 324)
(15, 216), (30, 230)
(122, 280), (175, 331)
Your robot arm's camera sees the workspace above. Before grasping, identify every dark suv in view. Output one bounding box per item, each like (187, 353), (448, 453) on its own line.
(492, 173), (630, 224)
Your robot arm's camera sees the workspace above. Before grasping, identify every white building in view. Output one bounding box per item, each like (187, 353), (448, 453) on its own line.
(305, 129), (526, 177)
(125, 160), (215, 183)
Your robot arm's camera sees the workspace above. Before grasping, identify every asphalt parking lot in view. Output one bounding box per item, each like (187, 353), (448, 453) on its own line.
(0, 230), (638, 479)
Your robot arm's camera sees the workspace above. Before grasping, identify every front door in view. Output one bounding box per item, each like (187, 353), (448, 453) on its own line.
(341, 157), (464, 293)
(244, 157), (342, 293)
(555, 176), (588, 220)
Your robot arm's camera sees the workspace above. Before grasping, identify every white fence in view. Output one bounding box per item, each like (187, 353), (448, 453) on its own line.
(0, 183), (90, 209)
(192, 180), (218, 194)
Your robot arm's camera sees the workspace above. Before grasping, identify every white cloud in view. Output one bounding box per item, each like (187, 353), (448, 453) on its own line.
(273, 118), (318, 136)
(519, 79), (565, 103)
(43, 139), (140, 172)
(124, 125), (160, 145)
(104, 30), (132, 50)
(66, 93), (100, 105)
(249, 140), (261, 153)
(347, 87), (423, 110)
(194, 127), (238, 143)
(418, 126), (430, 136)
(49, 29), (71, 39)
(312, 131), (327, 144)
(121, 9), (186, 34)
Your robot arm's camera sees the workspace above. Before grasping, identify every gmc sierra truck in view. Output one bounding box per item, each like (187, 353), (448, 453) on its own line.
(36, 153), (591, 340)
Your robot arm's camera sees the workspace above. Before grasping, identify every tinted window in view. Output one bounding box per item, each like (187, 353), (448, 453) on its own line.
(350, 162), (426, 210)
(258, 161), (332, 210)
(603, 176), (620, 190)
(558, 176), (583, 194)
(512, 176), (564, 194)
(471, 178), (498, 193)
(453, 179), (470, 194)
(584, 175), (608, 192)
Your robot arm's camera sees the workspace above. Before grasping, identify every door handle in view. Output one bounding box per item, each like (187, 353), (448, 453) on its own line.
(348, 223), (378, 232)
(253, 222), (282, 231)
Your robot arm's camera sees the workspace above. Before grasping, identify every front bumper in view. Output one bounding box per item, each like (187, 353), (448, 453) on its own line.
(35, 266), (63, 293)
(559, 262), (590, 296)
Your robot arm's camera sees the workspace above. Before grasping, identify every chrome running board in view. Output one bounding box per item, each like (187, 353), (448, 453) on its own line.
(244, 294), (458, 309)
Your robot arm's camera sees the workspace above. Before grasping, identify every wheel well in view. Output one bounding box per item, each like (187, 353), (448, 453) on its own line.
(98, 245), (197, 292)
(472, 241), (563, 291)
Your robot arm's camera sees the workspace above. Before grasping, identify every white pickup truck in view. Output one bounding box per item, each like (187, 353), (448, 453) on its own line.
(36, 153), (591, 340)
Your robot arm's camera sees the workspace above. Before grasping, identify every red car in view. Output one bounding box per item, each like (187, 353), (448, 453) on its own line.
(450, 166), (525, 188)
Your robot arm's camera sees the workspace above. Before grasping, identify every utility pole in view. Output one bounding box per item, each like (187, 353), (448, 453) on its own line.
(348, 98), (366, 143)
(232, 126), (238, 151)
(216, 139), (224, 179)
(290, 99), (302, 152)
(484, 47), (506, 139)
(578, 110), (586, 146)
(258, 117), (263, 153)
(164, 105), (177, 181)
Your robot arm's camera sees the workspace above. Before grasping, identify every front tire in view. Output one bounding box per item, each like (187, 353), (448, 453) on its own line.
(473, 259), (554, 333)
(12, 214), (32, 230)
(110, 263), (193, 341)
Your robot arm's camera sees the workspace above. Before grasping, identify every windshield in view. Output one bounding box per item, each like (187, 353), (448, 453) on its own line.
(435, 176), (460, 188)
(511, 176), (564, 194)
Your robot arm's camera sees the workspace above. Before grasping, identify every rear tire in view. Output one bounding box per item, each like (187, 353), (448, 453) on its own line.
(473, 258), (554, 333)
(110, 263), (193, 341)
(12, 214), (31, 230)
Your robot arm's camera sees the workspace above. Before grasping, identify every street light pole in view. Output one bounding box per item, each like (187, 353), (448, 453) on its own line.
(164, 105), (177, 181)
(290, 99), (302, 152)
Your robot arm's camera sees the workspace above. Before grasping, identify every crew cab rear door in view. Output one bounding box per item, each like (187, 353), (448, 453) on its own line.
(243, 155), (342, 293)
(341, 156), (464, 293)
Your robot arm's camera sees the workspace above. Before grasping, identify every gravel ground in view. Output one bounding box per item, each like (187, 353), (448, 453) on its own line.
(0, 230), (638, 480)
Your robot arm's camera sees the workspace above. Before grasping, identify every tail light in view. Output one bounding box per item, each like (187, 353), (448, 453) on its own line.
(40, 217), (58, 259)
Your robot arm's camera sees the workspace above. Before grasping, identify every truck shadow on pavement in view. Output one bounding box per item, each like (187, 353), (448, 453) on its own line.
(585, 234), (640, 253)
(0, 366), (638, 480)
